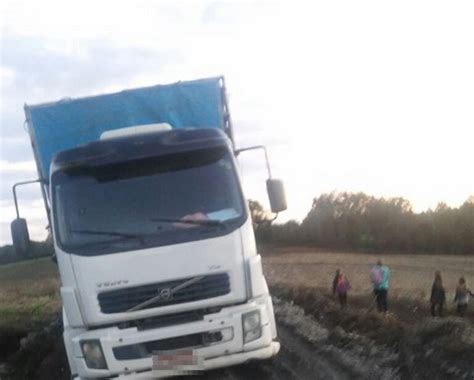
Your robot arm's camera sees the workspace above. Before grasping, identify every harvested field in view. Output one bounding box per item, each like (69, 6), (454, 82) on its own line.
(0, 257), (61, 370)
(262, 246), (474, 320)
(1, 250), (474, 379)
(270, 285), (474, 379)
(0, 257), (61, 330)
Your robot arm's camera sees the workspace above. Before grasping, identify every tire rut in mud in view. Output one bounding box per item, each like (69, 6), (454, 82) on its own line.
(189, 322), (355, 380)
(274, 322), (353, 380)
(195, 297), (400, 380)
(3, 298), (399, 380)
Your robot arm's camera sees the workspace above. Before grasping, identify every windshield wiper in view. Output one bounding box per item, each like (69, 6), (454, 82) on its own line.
(149, 218), (225, 228)
(69, 229), (147, 244)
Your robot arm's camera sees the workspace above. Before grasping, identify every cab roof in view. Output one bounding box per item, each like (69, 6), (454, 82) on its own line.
(51, 128), (232, 174)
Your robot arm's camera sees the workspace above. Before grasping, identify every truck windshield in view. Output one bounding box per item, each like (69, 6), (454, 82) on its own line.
(52, 146), (246, 255)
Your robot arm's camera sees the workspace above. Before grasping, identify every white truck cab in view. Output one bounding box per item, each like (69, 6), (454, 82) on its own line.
(10, 77), (286, 379)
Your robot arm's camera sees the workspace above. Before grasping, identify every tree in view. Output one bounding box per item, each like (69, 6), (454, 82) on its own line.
(248, 199), (267, 225)
(265, 191), (472, 255)
(248, 199), (274, 243)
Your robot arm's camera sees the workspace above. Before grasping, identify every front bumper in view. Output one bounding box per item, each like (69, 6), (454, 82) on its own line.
(111, 342), (280, 380)
(70, 296), (278, 379)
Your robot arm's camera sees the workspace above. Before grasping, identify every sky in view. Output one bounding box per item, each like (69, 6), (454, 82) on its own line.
(1, 0), (473, 245)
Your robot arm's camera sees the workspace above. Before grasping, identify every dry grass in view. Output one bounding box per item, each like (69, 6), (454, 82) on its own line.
(2, 247), (473, 329)
(272, 283), (474, 378)
(0, 258), (61, 330)
(271, 284), (405, 345)
(263, 247), (474, 303)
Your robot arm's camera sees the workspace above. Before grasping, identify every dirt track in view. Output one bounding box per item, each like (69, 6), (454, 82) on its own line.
(196, 323), (357, 380)
(1, 297), (400, 380)
(3, 295), (473, 379)
(3, 252), (474, 379)
(170, 294), (402, 380)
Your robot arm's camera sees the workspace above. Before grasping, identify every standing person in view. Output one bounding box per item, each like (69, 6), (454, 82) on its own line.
(332, 269), (341, 296)
(335, 271), (351, 309)
(454, 277), (474, 317)
(430, 271), (445, 317)
(370, 259), (390, 313)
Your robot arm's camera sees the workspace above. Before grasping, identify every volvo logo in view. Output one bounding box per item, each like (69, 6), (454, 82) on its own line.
(127, 275), (204, 312)
(158, 287), (172, 301)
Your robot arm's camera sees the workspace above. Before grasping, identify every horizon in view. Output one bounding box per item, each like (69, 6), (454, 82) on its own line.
(1, 0), (473, 245)
(0, 189), (472, 248)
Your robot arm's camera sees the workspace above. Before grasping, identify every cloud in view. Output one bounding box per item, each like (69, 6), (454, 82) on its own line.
(200, 2), (274, 26)
(0, 177), (41, 203)
(0, 160), (40, 199)
(0, 198), (48, 245)
(1, 0), (202, 45)
(1, 0), (474, 243)
(1, 33), (184, 151)
(1, 34), (184, 102)
(0, 136), (33, 161)
(0, 159), (36, 173)
(0, 66), (16, 87)
(0, 219), (48, 246)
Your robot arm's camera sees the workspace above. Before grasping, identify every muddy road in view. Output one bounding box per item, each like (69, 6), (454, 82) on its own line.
(196, 325), (356, 380)
(186, 298), (400, 380)
(2, 297), (399, 380)
(3, 296), (473, 379)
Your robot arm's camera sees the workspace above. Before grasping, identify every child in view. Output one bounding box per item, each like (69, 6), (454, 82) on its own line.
(335, 271), (351, 309)
(454, 277), (473, 317)
(430, 271), (445, 317)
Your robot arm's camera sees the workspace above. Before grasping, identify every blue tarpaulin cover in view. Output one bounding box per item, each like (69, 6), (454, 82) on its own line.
(25, 77), (226, 179)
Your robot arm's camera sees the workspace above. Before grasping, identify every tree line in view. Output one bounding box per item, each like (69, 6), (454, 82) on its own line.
(251, 192), (474, 254)
(1, 192), (472, 263)
(0, 240), (53, 265)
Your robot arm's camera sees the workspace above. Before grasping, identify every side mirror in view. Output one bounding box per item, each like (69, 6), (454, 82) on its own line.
(266, 179), (287, 213)
(11, 218), (30, 257)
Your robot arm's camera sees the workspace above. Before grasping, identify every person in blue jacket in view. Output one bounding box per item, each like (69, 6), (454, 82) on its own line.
(370, 259), (390, 313)
(454, 277), (473, 317)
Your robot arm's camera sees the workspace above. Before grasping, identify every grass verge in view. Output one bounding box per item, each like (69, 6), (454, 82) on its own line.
(0, 258), (61, 331)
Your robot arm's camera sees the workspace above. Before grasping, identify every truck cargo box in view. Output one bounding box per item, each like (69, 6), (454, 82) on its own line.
(24, 76), (232, 181)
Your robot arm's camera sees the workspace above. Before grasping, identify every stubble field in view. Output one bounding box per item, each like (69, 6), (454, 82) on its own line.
(0, 258), (60, 331)
(1, 249), (474, 379)
(262, 247), (474, 320)
(2, 249), (474, 330)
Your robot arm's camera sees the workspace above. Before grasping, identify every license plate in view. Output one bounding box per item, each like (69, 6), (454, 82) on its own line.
(152, 349), (203, 375)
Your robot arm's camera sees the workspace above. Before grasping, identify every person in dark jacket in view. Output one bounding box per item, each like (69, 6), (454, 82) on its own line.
(430, 271), (445, 317)
(332, 269), (341, 296)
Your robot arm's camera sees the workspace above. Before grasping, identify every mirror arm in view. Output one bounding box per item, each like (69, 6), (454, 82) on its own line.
(234, 145), (272, 179)
(270, 213), (279, 222)
(13, 179), (42, 218)
(254, 212), (279, 226)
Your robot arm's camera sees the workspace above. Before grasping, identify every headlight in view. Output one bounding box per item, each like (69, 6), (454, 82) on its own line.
(242, 310), (262, 343)
(80, 339), (107, 369)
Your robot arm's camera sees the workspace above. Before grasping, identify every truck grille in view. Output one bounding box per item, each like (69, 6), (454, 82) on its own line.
(98, 273), (230, 314)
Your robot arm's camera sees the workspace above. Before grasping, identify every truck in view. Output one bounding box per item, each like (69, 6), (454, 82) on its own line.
(10, 77), (287, 379)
